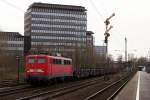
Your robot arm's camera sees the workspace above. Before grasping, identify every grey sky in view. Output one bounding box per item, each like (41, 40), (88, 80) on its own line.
(0, 0), (149, 59)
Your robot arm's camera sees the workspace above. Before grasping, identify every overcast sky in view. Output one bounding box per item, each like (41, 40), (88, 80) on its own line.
(0, 0), (150, 59)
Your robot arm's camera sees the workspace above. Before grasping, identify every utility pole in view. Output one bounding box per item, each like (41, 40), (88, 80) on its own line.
(148, 49), (150, 62)
(125, 37), (127, 63)
(104, 13), (115, 80)
(125, 37), (128, 71)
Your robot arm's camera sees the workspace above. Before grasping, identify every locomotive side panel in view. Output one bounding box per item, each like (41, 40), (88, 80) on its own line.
(51, 58), (73, 78)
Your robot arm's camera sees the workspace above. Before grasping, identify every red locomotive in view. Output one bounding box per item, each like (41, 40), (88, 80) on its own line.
(25, 54), (73, 83)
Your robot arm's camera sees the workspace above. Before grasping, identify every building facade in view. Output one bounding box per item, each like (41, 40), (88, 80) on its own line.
(24, 3), (87, 57)
(0, 31), (24, 56)
(86, 31), (94, 57)
(86, 31), (94, 48)
(94, 46), (106, 56)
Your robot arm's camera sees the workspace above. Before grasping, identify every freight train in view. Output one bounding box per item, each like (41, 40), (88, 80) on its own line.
(25, 54), (116, 84)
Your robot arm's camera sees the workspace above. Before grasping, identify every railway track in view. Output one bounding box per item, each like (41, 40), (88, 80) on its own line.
(0, 80), (16, 88)
(0, 72), (131, 100)
(16, 73), (126, 100)
(1, 77), (104, 100)
(0, 80), (26, 88)
(17, 73), (131, 100)
(17, 77), (105, 100)
(17, 77), (106, 100)
(0, 84), (31, 96)
(84, 73), (133, 100)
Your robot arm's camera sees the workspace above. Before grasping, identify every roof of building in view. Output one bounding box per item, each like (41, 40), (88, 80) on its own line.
(28, 2), (86, 11)
(0, 31), (23, 37)
(86, 31), (94, 35)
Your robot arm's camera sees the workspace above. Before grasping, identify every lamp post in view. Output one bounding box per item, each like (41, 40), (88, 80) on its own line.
(16, 56), (20, 83)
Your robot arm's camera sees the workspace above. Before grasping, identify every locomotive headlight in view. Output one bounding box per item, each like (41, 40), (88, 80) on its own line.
(27, 69), (34, 72)
(27, 69), (44, 73)
(36, 69), (44, 72)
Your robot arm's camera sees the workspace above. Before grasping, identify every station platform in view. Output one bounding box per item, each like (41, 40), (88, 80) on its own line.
(114, 71), (150, 100)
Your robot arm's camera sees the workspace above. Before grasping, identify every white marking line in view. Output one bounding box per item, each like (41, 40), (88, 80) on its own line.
(136, 72), (140, 100)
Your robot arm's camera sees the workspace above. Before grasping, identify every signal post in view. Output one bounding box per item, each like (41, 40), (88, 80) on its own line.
(104, 13), (115, 80)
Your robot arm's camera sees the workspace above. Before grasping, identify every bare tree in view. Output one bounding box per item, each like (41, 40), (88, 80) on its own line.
(117, 55), (124, 72)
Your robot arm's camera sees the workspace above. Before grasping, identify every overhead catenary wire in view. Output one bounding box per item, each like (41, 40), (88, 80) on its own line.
(0, 0), (24, 12)
(88, 0), (105, 22)
(88, 0), (127, 45)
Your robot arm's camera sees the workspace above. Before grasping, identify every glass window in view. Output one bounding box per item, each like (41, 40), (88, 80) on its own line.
(38, 58), (45, 64)
(53, 59), (62, 64)
(28, 58), (35, 64)
(58, 59), (61, 64)
(64, 60), (71, 65)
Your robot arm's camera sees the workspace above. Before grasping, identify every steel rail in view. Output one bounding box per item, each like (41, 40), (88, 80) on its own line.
(83, 74), (131, 100)
(106, 77), (130, 100)
(18, 77), (104, 100)
(0, 85), (31, 96)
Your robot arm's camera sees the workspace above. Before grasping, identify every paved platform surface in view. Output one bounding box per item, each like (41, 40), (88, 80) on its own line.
(114, 72), (138, 100)
(114, 71), (150, 100)
(140, 71), (150, 100)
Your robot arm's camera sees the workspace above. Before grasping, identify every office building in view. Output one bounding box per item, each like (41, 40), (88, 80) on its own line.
(24, 2), (87, 57)
(94, 46), (106, 56)
(0, 31), (24, 56)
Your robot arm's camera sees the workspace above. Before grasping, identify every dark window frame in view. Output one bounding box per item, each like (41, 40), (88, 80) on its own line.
(53, 59), (62, 64)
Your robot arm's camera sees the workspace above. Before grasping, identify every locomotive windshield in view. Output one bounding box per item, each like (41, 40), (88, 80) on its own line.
(28, 57), (46, 64)
(38, 58), (45, 64)
(28, 58), (35, 64)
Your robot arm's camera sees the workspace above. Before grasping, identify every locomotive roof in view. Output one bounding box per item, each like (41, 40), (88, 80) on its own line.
(26, 55), (72, 61)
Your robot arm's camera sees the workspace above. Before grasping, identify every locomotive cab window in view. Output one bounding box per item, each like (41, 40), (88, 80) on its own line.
(38, 58), (45, 64)
(28, 58), (35, 64)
